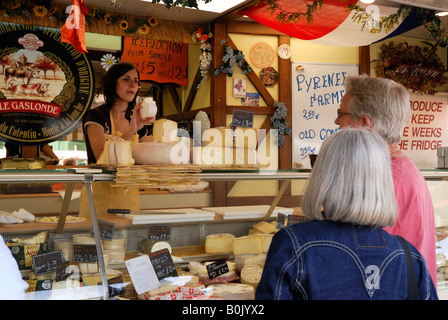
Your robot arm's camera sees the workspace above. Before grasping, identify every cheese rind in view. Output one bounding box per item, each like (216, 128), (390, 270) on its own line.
(209, 283), (254, 300)
(205, 233), (235, 254)
(232, 236), (263, 255)
(240, 265), (263, 289)
(132, 141), (189, 165)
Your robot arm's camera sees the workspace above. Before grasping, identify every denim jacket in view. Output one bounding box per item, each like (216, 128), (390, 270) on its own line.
(255, 220), (438, 300)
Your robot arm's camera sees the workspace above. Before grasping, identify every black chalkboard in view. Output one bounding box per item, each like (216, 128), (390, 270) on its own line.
(232, 109), (254, 128)
(147, 224), (171, 241)
(206, 259), (229, 280)
(32, 250), (63, 276)
(148, 248), (178, 280)
(72, 244), (98, 263)
(90, 219), (115, 240)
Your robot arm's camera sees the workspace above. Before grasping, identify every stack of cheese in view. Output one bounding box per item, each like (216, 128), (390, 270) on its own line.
(204, 221), (278, 292)
(192, 126), (258, 167)
(132, 119), (191, 165)
(97, 135), (134, 166)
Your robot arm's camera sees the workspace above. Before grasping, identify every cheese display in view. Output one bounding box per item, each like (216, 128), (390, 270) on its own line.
(240, 265), (263, 289)
(250, 234), (273, 253)
(97, 137), (134, 166)
(132, 141), (189, 165)
(235, 253), (267, 272)
(205, 233), (235, 254)
(140, 97), (157, 119)
(208, 283), (255, 300)
(153, 118), (178, 143)
(233, 236), (263, 255)
(192, 146), (233, 167)
(203, 126), (233, 147)
(233, 147), (258, 166)
(233, 127), (258, 149)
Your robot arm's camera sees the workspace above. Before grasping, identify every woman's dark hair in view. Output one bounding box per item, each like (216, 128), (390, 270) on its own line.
(103, 62), (140, 121)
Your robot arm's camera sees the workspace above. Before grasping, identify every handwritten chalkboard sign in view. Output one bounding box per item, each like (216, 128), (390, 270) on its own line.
(148, 248), (178, 280)
(90, 220), (115, 241)
(276, 212), (288, 229)
(72, 244), (98, 263)
(32, 250), (63, 276)
(147, 224), (171, 241)
(98, 275), (125, 298)
(232, 109), (254, 128)
(292, 62), (358, 169)
(206, 259), (229, 280)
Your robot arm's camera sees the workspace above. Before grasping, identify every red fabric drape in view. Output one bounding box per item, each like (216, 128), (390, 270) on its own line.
(61, 0), (88, 54)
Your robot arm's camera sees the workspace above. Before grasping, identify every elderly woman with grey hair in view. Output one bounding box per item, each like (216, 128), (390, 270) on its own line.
(334, 75), (437, 286)
(255, 128), (437, 300)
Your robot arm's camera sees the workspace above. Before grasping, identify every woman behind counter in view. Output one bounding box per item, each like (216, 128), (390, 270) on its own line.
(79, 62), (154, 218)
(255, 128), (437, 300)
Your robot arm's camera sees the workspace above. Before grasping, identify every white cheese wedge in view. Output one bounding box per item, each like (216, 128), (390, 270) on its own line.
(13, 208), (35, 223)
(233, 236), (263, 255)
(153, 119), (178, 143)
(140, 97), (157, 119)
(0, 211), (23, 224)
(205, 233), (235, 254)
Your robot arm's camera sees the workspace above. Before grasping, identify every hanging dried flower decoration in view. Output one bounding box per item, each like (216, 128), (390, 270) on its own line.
(191, 28), (213, 89)
(0, 2), (159, 36)
(270, 101), (291, 147)
(213, 39), (252, 77)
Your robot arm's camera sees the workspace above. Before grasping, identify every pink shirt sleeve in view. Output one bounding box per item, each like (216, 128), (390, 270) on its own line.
(384, 156), (437, 286)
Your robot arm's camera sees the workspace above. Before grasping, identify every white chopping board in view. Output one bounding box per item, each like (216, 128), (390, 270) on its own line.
(124, 208), (215, 224)
(201, 205), (293, 220)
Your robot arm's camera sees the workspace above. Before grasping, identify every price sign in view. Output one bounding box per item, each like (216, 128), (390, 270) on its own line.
(232, 109), (254, 128)
(90, 220), (115, 240)
(276, 212), (288, 229)
(148, 248), (178, 281)
(147, 224), (171, 241)
(206, 259), (229, 280)
(32, 250), (64, 276)
(98, 275), (125, 298)
(72, 244), (98, 263)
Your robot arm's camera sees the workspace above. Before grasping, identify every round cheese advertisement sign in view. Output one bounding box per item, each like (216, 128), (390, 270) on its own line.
(0, 23), (94, 145)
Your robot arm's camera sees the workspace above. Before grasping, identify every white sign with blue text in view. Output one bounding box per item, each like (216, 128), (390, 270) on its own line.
(291, 62), (359, 169)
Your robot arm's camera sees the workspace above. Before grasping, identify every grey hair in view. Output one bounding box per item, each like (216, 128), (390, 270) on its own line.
(301, 128), (397, 228)
(345, 74), (410, 145)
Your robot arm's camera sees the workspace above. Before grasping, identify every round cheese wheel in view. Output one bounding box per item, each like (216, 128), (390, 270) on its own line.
(240, 265), (263, 289)
(132, 142), (189, 165)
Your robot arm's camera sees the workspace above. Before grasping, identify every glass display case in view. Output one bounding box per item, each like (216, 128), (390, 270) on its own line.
(1, 168), (447, 300)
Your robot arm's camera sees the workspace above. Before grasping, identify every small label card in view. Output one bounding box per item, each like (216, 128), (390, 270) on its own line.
(125, 255), (160, 295)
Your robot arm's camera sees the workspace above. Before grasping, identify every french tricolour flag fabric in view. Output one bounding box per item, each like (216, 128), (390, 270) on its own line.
(239, 0), (422, 46)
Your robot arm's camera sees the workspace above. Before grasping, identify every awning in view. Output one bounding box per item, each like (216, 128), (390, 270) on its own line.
(238, 0), (423, 46)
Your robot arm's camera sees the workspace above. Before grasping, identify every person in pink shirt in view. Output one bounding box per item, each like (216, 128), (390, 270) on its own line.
(334, 74), (437, 287)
